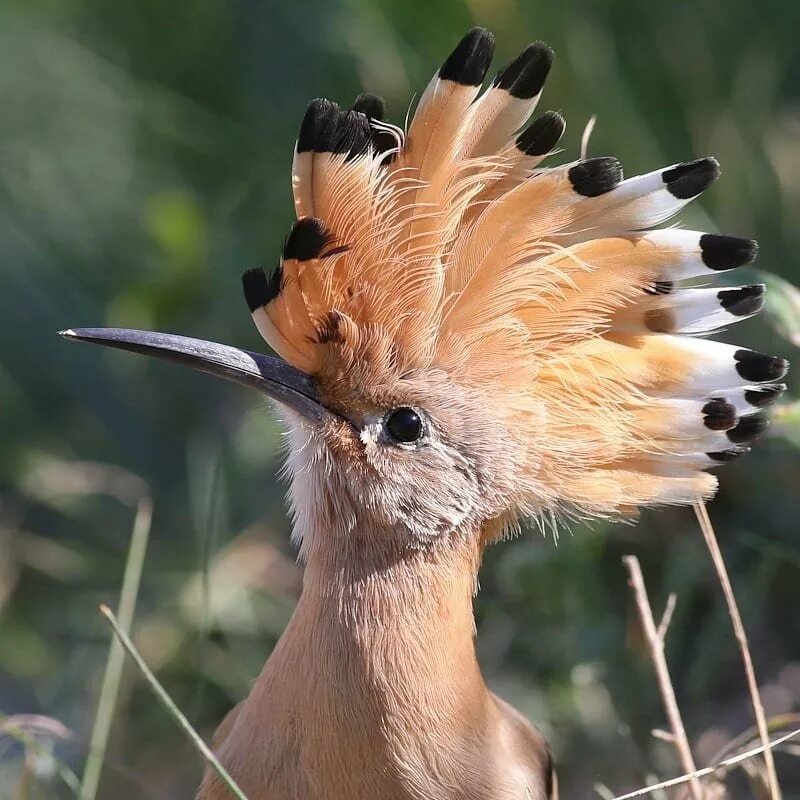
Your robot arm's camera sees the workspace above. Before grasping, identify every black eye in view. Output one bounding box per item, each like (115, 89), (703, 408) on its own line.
(385, 407), (423, 444)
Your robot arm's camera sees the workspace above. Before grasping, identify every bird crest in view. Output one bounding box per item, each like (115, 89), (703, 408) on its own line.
(242, 27), (787, 521)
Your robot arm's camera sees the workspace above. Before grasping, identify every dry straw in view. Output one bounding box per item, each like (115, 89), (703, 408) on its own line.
(694, 500), (781, 800)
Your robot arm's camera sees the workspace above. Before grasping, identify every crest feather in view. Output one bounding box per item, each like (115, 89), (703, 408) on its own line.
(247, 29), (788, 518)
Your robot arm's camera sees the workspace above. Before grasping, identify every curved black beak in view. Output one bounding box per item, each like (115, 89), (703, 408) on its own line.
(59, 327), (329, 423)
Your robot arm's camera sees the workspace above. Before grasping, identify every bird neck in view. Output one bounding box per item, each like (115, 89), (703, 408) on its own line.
(215, 528), (500, 798)
(255, 529), (491, 751)
(301, 531), (483, 644)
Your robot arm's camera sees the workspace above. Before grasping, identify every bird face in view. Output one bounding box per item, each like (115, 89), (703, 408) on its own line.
(294, 362), (519, 552)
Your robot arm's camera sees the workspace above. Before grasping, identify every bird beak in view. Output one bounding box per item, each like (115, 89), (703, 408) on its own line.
(59, 327), (331, 423)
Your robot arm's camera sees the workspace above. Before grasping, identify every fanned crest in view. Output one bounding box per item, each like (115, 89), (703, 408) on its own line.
(242, 28), (788, 520)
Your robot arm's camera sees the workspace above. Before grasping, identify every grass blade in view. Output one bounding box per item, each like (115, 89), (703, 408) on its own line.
(99, 604), (248, 800)
(80, 497), (153, 800)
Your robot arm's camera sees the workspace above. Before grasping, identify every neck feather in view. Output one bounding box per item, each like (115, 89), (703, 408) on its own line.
(214, 487), (496, 797)
(251, 519), (490, 734)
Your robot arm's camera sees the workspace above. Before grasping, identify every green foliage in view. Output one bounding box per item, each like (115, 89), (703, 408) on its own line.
(763, 272), (800, 349)
(1, 1), (799, 797)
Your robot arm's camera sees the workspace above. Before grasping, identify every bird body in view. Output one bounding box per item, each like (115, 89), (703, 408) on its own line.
(62, 25), (787, 800)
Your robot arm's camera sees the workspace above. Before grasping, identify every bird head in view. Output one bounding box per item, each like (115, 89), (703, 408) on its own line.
(63, 28), (788, 561)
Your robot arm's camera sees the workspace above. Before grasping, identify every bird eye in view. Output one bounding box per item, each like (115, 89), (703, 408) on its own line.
(385, 407), (424, 444)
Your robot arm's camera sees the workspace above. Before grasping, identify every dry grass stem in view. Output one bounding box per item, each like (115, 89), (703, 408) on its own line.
(80, 496), (153, 800)
(651, 728), (676, 743)
(709, 713), (800, 765)
(580, 114), (597, 159)
(656, 593), (677, 641)
(610, 726), (800, 800)
(99, 604), (249, 800)
(694, 500), (781, 800)
(623, 555), (702, 800)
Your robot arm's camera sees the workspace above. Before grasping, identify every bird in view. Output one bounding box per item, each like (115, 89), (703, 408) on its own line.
(61, 26), (788, 800)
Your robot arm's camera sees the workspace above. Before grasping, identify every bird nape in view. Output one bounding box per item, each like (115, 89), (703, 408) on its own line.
(62, 26), (787, 800)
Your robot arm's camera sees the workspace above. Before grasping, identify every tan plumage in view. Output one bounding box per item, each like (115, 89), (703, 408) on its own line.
(245, 34), (784, 520)
(194, 26), (788, 800)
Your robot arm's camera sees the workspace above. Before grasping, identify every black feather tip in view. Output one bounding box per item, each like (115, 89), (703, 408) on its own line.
(296, 99), (371, 160)
(717, 285), (765, 317)
(352, 93), (385, 120)
(727, 415), (770, 444)
(335, 109), (372, 160)
(516, 111), (565, 156)
(439, 27), (495, 86)
(296, 98), (339, 154)
(700, 234), (758, 271)
(493, 41), (554, 99)
(283, 218), (334, 262)
(568, 157), (623, 197)
(733, 349), (789, 382)
(242, 266), (280, 311)
(702, 398), (737, 431)
(662, 157), (720, 199)
(744, 384), (785, 408)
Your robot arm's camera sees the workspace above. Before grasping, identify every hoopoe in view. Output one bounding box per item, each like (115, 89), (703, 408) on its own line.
(63, 26), (787, 800)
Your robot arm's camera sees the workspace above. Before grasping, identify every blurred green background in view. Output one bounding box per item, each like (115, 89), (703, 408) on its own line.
(1, 0), (799, 797)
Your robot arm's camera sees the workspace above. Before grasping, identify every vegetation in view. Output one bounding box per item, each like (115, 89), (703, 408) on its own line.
(1, 0), (799, 796)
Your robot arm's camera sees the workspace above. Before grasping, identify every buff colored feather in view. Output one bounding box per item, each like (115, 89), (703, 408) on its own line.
(247, 28), (786, 527)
